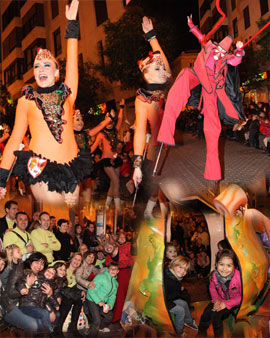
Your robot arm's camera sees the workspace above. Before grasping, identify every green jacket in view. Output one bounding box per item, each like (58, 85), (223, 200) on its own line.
(86, 268), (118, 309)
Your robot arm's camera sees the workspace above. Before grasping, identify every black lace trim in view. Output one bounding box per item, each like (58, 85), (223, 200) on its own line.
(101, 127), (119, 153)
(146, 83), (167, 91)
(37, 84), (57, 94)
(22, 83), (71, 144)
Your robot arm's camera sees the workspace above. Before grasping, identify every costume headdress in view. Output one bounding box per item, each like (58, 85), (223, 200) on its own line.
(34, 48), (59, 68)
(73, 109), (82, 118)
(138, 51), (164, 72)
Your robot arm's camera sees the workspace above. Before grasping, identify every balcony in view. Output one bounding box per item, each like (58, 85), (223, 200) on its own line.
(21, 26), (47, 51)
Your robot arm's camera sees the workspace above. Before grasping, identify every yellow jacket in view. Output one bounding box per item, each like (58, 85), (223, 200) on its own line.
(3, 227), (32, 255)
(31, 228), (61, 263)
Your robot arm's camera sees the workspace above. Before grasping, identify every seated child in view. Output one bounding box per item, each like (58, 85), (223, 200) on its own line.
(197, 249), (242, 337)
(86, 262), (119, 335)
(95, 251), (106, 270)
(163, 256), (198, 334)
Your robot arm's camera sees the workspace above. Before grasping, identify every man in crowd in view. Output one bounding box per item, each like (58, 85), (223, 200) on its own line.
(0, 200), (18, 240)
(31, 211), (61, 263)
(3, 211), (34, 257)
(53, 219), (76, 261)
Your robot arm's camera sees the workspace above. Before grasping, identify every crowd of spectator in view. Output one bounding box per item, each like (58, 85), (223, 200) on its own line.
(0, 199), (136, 336)
(164, 214), (211, 279)
(177, 102), (270, 155)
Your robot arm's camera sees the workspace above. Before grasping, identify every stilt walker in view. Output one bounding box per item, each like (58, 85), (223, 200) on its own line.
(156, 0), (245, 191)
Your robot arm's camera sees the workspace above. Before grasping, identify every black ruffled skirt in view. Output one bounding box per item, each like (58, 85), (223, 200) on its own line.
(13, 150), (93, 194)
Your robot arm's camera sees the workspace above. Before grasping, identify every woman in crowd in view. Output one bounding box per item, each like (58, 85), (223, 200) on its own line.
(55, 252), (84, 337)
(0, 252), (50, 333)
(83, 221), (100, 249)
(76, 250), (101, 292)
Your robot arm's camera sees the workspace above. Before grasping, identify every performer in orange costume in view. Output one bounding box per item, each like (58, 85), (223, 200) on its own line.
(132, 17), (171, 218)
(0, 0), (85, 207)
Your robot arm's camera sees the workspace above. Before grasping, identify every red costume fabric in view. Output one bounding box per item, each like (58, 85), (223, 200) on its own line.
(105, 243), (134, 322)
(157, 26), (245, 180)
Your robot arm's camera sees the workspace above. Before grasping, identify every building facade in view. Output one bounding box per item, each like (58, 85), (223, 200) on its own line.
(198, 0), (270, 102)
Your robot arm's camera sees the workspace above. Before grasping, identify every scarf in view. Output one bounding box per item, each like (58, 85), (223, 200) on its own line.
(215, 270), (234, 299)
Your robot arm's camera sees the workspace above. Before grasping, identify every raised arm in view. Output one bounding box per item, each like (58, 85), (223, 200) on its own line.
(65, 0), (79, 104)
(90, 133), (102, 153)
(142, 17), (171, 76)
(116, 99), (125, 132)
(88, 116), (112, 137)
(187, 14), (205, 44)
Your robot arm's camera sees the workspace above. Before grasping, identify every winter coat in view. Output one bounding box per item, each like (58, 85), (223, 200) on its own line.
(209, 269), (242, 310)
(163, 265), (191, 310)
(75, 260), (101, 291)
(17, 272), (59, 312)
(86, 268), (118, 310)
(0, 263), (24, 313)
(105, 243), (133, 269)
(53, 229), (76, 261)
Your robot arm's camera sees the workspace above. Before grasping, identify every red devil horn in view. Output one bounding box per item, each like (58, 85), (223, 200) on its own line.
(205, 0), (226, 42)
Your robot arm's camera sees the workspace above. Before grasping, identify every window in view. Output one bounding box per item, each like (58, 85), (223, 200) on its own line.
(199, 0), (211, 20)
(94, 0), (108, 26)
(51, 0), (59, 19)
(3, 27), (22, 60)
(260, 0), (269, 16)
(2, 1), (26, 31)
(231, 0), (236, 11)
(22, 3), (45, 38)
(97, 40), (105, 67)
(4, 58), (24, 86)
(53, 28), (62, 57)
(243, 6), (250, 29)
(233, 18), (238, 38)
(24, 39), (46, 73)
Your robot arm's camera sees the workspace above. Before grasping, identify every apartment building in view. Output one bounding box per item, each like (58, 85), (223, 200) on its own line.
(198, 0), (270, 102)
(1, 0), (135, 104)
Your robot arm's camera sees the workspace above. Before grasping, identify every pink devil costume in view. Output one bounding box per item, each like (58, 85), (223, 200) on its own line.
(157, 19), (245, 181)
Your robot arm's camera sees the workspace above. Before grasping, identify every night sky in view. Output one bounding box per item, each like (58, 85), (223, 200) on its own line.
(131, 0), (201, 52)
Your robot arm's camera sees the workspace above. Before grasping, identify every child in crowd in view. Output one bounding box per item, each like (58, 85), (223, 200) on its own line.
(95, 251), (106, 270)
(164, 242), (178, 265)
(1, 245), (22, 291)
(118, 232), (127, 246)
(163, 256), (198, 335)
(53, 261), (68, 305)
(217, 239), (230, 251)
(196, 248), (210, 278)
(86, 262), (119, 336)
(188, 252), (196, 276)
(197, 249), (242, 337)
(17, 266), (59, 331)
(0, 252), (7, 321)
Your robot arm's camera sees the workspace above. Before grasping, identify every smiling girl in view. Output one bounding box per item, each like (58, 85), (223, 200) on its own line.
(0, 0), (87, 207)
(197, 249), (242, 337)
